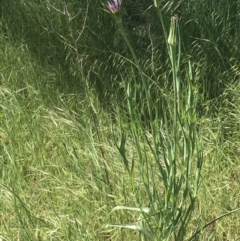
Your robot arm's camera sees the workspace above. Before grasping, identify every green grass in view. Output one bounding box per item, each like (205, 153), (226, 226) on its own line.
(0, 39), (152, 241)
(0, 41), (117, 240)
(1, 1), (240, 240)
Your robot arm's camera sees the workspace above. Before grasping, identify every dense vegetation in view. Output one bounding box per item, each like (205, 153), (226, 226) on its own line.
(0, 0), (240, 240)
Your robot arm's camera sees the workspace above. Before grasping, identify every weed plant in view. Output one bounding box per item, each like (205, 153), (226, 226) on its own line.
(104, 2), (203, 240)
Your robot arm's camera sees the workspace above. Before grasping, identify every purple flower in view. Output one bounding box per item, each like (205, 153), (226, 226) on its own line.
(105, 0), (121, 14)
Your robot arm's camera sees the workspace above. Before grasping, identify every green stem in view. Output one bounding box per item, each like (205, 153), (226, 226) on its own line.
(115, 17), (153, 122)
(154, 0), (169, 53)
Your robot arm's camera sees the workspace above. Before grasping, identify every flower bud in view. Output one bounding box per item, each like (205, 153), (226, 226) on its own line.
(168, 15), (179, 47)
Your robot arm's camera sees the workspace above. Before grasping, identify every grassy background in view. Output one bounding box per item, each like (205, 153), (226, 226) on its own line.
(0, 0), (240, 240)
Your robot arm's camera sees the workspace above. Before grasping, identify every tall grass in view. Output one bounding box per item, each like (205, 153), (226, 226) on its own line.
(0, 0), (240, 240)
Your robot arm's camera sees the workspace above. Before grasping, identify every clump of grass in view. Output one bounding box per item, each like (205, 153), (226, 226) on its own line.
(0, 36), (130, 241)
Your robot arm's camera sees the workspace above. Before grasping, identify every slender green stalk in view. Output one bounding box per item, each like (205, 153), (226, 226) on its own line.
(112, 14), (153, 122)
(153, 0), (169, 51)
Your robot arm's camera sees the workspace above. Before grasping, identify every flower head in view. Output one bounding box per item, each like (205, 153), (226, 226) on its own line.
(105, 0), (121, 14)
